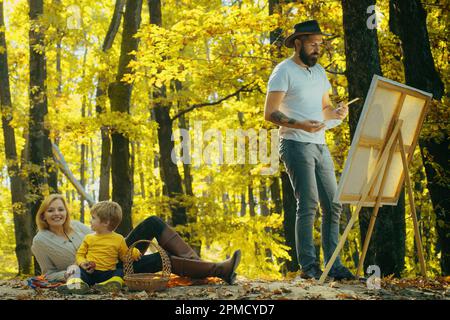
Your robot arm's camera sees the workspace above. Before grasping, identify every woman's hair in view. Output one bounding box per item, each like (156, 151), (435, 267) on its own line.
(36, 194), (73, 234)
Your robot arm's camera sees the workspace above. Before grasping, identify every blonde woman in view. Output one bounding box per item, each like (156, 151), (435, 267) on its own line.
(32, 194), (241, 289)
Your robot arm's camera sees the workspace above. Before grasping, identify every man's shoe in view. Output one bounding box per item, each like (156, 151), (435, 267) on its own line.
(93, 276), (124, 293)
(329, 265), (356, 280)
(57, 278), (90, 295)
(300, 264), (323, 280)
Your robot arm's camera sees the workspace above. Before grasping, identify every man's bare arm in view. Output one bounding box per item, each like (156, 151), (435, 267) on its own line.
(269, 110), (299, 127)
(264, 91), (299, 127)
(264, 91), (325, 132)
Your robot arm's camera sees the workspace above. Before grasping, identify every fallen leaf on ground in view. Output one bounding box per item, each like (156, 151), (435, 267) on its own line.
(280, 287), (292, 293)
(337, 293), (358, 300)
(272, 289), (282, 295)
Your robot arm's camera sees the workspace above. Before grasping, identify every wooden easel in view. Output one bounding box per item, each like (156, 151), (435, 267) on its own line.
(318, 119), (427, 284)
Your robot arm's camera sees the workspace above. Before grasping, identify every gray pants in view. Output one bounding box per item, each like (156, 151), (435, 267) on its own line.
(280, 139), (343, 271)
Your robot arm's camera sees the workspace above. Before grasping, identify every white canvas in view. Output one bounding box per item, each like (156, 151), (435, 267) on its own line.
(335, 75), (432, 206)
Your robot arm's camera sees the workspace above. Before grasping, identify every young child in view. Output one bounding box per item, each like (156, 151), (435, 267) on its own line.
(60, 201), (141, 294)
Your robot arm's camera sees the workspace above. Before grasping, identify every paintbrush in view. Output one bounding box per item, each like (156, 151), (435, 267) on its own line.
(335, 97), (360, 111)
(346, 97), (360, 106)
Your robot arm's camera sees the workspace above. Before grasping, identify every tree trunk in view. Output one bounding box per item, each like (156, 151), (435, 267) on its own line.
(89, 136), (96, 201)
(79, 46), (88, 223)
(54, 0), (63, 95)
(178, 113), (194, 196)
(80, 142), (86, 222)
(28, 0), (58, 236)
(177, 110), (199, 255)
(260, 179), (273, 259)
(259, 179), (269, 217)
(368, 191), (406, 277)
(52, 0), (62, 187)
(136, 142), (146, 198)
(0, 1), (33, 275)
(240, 193), (246, 217)
(389, 0), (449, 275)
(248, 185), (256, 217)
(314, 209), (322, 266)
(148, 0), (187, 226)
(98, 130), (112, 201)
(130, 141), (136, 199)
(174, 80), (194, 197)
(342, 204), (360, 268)
(222, 193), (230, 215)
(342, 0), (406, 277)
(98, 129), (111, 201)
(268, 0), (283, 57)
(108, 0), (142, 235)
(96, 0), (125, 201)
(269, 0), (298, 271)
(153, 103), (187, 226)
(269, 176), (282, 215)
(281, 171), (298, 271)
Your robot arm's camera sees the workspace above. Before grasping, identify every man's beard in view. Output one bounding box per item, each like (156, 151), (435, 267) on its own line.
(299, 47), (319, 67)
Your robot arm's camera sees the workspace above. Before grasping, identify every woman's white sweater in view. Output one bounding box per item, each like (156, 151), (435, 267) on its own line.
(31, 220), (92, 281)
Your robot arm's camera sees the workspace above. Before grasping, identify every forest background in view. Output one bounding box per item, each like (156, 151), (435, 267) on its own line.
(0, 0), (448, 282)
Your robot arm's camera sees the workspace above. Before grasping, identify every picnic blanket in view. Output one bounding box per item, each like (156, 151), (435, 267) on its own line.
(26, 275), (65, 289)
(167, 275), (222, 288)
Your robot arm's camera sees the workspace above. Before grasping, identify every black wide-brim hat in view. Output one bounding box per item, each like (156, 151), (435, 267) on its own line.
(284, 20), (332, 48)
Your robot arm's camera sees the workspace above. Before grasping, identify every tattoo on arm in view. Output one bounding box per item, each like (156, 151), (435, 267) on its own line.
(270, 111), (297, 126)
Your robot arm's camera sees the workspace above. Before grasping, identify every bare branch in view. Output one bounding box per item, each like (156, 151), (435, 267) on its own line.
(324, 62), (346, 75)
(325, 68), (346, 75)
(170, 83), (255, 122)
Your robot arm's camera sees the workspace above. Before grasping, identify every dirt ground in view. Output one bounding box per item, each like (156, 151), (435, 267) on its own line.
(0, 276), (449, 300)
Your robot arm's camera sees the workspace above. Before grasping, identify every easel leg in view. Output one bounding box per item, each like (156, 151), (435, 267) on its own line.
(398, 132), (427, 278)
(319, 121), (403, 284)
(408, 190), (427, 277)
(356, 133), (399, 277)
(356, 205), (380, 277)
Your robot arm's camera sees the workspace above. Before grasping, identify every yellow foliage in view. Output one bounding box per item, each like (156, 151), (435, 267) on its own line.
(0, 0), (447, 280)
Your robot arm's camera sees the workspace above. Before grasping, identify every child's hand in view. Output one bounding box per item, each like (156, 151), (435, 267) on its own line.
(134, 252), (142, 261)
(129, 247), (142, 261)
(80, 261), (96, 274)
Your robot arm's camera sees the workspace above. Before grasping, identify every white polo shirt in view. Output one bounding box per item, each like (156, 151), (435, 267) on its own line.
(267, 58), (340, 144)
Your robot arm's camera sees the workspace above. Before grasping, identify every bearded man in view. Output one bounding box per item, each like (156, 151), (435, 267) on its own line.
(264, 20), (355, 280)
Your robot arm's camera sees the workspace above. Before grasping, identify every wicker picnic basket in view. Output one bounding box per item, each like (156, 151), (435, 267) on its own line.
(123, 239), (171, 292)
